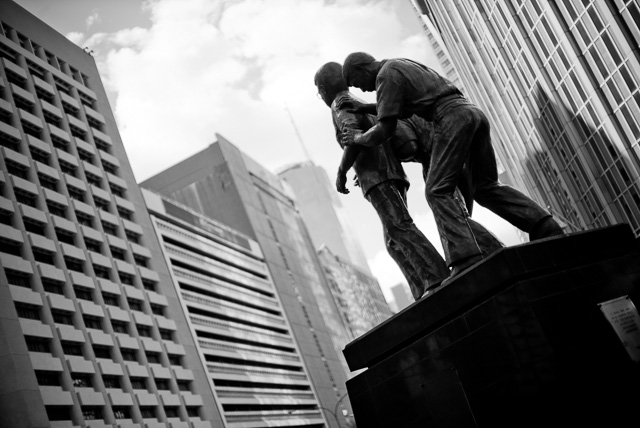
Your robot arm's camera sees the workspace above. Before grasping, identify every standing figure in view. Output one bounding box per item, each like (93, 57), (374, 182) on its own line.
(340, 52), (564, 283)
(315, 61), (448, 299)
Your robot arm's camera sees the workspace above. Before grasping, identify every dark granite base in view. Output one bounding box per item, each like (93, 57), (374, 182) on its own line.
(344, 225), (640, 427)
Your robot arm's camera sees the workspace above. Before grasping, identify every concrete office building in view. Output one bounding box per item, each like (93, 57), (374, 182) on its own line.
(278, 161), (372, 276)
(141, 136), (352, 428)
(317, 245), (392, 340)
(0, 2), (222, 427)
(412, 0), (640, 236)
(143, 188), (326, 427)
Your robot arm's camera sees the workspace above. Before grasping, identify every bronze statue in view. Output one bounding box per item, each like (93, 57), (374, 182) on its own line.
(314, 62), (448, 299)
(340, 52), (564, 284)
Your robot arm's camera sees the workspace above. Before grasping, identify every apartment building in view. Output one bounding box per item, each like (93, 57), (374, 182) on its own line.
(143, 188), (326, 427)
(0, 2), (222, 427)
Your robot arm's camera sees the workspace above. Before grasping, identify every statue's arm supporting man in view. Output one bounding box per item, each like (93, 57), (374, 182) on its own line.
(342, 117), (397, 148)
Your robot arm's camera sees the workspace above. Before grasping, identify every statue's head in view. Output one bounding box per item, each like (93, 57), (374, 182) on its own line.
(314, 62), (348, 107)
(343, 52), (377, 92)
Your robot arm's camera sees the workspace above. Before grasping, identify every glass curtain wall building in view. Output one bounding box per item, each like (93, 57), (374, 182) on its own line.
(0, 2), (222, 427)
(412, 0), (640, 235)
(143, 188), (327, 427)
(141, 136), (352, 428)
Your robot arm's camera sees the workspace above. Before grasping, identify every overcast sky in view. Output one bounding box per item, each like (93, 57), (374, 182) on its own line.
(16, 0), (522, 303)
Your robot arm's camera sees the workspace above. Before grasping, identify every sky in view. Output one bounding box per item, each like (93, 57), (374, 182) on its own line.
(15, 0), (522, 304)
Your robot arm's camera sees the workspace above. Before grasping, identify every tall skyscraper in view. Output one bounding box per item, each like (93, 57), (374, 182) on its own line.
(317, 245), (392, 341)
(390, 283), (413, 313)
(412, 0), (640, 236)
(0, 2), (222, 427)
(278, 161), (372, 275)
(141, 135), (352, 428)
(143, 189), (327, 427)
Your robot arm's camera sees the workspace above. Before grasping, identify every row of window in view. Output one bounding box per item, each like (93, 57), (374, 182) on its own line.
(24, 335), (182, 366)
(46, 404), (199, 422)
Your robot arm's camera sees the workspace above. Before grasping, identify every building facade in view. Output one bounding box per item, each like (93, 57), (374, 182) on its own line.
(141, 136), (352, 428)
(412, 0), (640, 236)
(278, 161), (372, 276)
(0, 2), (223, 427)
(317, 245), (392, 340)
(143, 188), (327, 427)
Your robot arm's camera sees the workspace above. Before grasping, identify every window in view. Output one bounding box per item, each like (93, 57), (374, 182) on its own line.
(83, 316), (101, 330)
(164, 407), (179, 418)
(75, 287), (94, 302)
(102, 375), (121, 389)
(25, 337), (50, 353)
(65, 258), (84, 272)
(155, 379), (170, 390)
(46, 406), (71, 421)
(120, 349), (137, 362)
(47, 203), (67, 218)
(112, 407), (130, 419)
(14, 303), (40, 320)
(93, 345), (111, 359)
(177, 380), (191, 392)
(93, 266), (110, 279)
(56, 231), (75, 245)
(168, 355), (181, 366)
(62, 341), (83, 356)
(71, 373), (93, 388)
(52, 310), (74, 325)
(128, 300), (143, 312)
(152, 305), (165, 317)
(24, 221), (46, 236)
(35, 370), (61, 386)
(159, 329), (172, 341)
(33, 250), (55, 265)
(146, 352), (161, 364)
(81, 406), (102, 421)
(130, 377), (147, 390)
(84, 239), (101, 253)
(139, 407), (156, 419)
(6, 272), (31, 288)
(111, 320), (128, 333)
(119, 274), (134, 286)
(142, 279), (155, 291)
(68, 187), (85, 202)
(133, 255), (147, 267)
(186, 407), (200, 417)
(43, 280), (64, 295)
(111, 247), (126, 261)
(103, 222), (118, 236)
(102, 293), (119, 306)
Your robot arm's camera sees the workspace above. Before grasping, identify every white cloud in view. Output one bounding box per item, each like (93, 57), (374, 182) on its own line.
(86, 10), (101, 29)
(81, 0), (435, 183)
(65, 31), (84, 45)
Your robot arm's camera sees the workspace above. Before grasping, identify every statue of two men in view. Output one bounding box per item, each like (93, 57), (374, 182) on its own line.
(315, 52), (564, 299)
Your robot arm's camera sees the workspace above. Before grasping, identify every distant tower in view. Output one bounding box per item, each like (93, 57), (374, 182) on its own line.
(279, 161), (373, 275)
(390, 283), (413, 312)
(412, 0), (640, 235)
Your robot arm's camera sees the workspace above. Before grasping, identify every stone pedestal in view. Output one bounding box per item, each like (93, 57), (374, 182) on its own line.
(344, 225), (640, 427)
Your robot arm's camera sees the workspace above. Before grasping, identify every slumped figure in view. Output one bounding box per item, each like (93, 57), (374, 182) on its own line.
(315, 61), (448, 299)
(340, 52), (564, 283)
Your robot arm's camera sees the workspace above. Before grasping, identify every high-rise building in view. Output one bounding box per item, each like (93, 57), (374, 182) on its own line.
(143, 188), (327, 427)
(390, 283), (413, 313)
(317, 245), (392, 340)
(0, 2), (223, 427)
(278, 161), (372, 275)
(141, 135), (352, 428)
(412, 0), (640, 236)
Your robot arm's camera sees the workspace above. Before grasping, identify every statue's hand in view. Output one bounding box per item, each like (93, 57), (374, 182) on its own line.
(336, 172), (349, 194)
(341, 128), (361, 146)
(353, 175), (360, 188)
(336, 96), (365, 113)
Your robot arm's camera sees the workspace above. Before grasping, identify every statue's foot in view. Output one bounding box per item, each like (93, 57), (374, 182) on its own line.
(419, 279), (444, 299)
(441, 254), (483, 287)
(530, 217), (565, 241)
